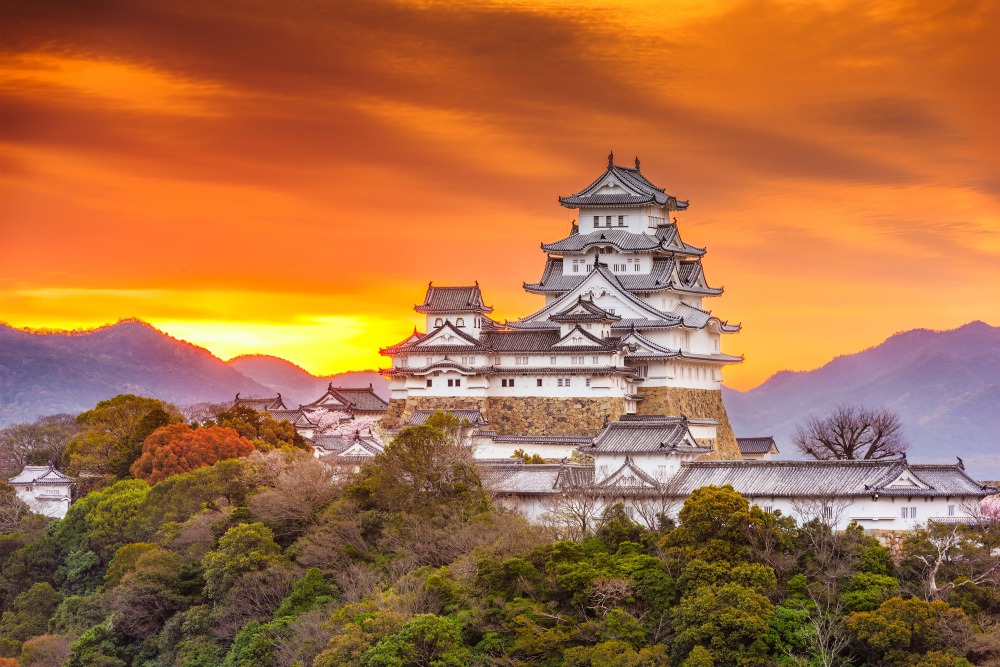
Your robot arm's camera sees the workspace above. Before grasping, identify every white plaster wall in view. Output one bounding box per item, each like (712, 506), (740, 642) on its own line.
(742, 495), (981, 531)
(473, 440), (581, 460)
(15, 484), (71, 519)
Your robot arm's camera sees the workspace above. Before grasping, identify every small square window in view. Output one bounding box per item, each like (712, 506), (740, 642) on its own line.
(456, 318), (465, 327)
(536, 378), (543, 387)
(947, 505), (955, 517)
(426, 379), (433, 387)
(606, 216), (612, 224)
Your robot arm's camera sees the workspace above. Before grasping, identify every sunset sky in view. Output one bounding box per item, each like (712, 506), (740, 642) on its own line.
(1, 0), (997, 390)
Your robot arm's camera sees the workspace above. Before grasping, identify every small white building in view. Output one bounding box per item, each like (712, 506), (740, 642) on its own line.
(8, 465), (74, 518)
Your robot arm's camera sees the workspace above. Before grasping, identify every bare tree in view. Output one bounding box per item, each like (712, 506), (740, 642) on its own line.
(794, 405), (907, 460)
(541, 489), (601, 539)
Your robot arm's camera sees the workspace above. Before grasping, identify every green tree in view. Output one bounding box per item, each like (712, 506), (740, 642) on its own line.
(672, 582), (775, 667)
(63, 395), (182, 491)
(348, 412), (486, 516)
(0, 582), (63, 657)
(82, 479), (151, 562)
(845, 596), (972, 666)
(362, 613), (472, 667)
(202, 522), (289, 601)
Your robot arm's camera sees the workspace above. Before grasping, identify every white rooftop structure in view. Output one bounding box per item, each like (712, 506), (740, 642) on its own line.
(8, 465), (73, 518)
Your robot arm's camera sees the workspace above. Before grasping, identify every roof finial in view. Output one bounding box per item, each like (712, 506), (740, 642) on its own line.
(607, 150), (614, 169)
(635, 156), (640, 170)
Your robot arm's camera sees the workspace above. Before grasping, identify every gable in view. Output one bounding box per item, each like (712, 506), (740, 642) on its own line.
(413, 321), (481, 348)
(518, 268), (670, 327)
(885, 470), (931, 490)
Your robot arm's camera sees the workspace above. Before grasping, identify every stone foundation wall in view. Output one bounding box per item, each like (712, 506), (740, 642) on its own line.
(636, 387), (741, 460)
(383, 397), (487, 430)
(486, 396), (626, 436)
(383, 396), (626, 436)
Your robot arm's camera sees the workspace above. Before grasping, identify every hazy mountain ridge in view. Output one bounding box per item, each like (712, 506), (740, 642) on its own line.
(0, 320), (389, 426)
(724, 321), (1000, 477)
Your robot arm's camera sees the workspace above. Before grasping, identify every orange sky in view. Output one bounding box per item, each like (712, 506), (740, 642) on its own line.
(1, 0), (998, 390)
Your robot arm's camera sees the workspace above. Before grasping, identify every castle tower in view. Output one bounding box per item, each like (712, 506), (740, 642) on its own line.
(381, 154), (742, 459)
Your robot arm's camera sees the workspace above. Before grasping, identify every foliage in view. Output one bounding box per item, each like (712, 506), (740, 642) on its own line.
(0, 394), (993, 667)
(0, 414), (77, 476)
(511, 448), (546, 464)
(63, 394), (182, 490)
(130, 423), (255, 484)
(794, 404), (908, 460)
(348, 412), (487, 517)
(202, 522), (290, 601)
(210, 405), (311, 453)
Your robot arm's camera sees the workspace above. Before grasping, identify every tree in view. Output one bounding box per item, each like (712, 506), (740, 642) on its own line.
(793, 404), (907, 460)
(672, 582), (774, 667)
(130, 424), (255, 484)
(361, 613), (472, 667)
(845, 596), (972, 665)
(202, 522), (289, 601)
(0, 414), (77, 476)
(0, 582), (63, 657)
(63, 395), (182, 491)
(210, 405), (311, 453)
(348, 412), (487, 516)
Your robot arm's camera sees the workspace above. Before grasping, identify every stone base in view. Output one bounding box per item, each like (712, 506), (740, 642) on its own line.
(383, 396), (626, 436)
(636, 387), (741, 460)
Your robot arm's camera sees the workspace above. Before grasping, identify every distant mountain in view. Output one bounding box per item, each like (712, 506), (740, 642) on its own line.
(227, 355), (388, 407)
(724, 321), (1000, 478)
(0, 320), (270, 426)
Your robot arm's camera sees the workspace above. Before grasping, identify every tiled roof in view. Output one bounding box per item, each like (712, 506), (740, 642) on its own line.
(550, 296), (622, 322)
(8, 465), (73, 485)
(558, 159), (689, 211)
(310, 432), (383, 456)
(525, 257), (721, 296)
(328, 386), (389, 412)
(233, 394), (287, 411)
(516, 264), (675, 326)
(415, 284), (493, 313)
(737, 437), (778, 455)
(304, 384), (388, 412)
(268, 409), (318, 427)
(408, 409), (489, 426)
(481, 462), (596, 495)
(583, 417), (712, 454)
(669, 460), (993, 498)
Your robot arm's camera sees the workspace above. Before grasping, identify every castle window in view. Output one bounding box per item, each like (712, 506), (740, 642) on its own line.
(593, 215), (600, 226)
(434, 318), (443, 327)
(585, 378), (591, 387)
(550, 356), (557, 364)
(456, 318), (465, 327)
(426, 357), (433, 366)
(461, 356), (476, 365)
(592, 355), (599, 364)
(822, 505), (833, 521)
(606, 216), (612, 225)
(426, 379), (433, 387)
(948, 505), (955, 516)
(536, 378), (543, 387)
(763, 506), (774, 514)
(635, 364), (648, 379)
(515, 355), (529, 365)
(501, 378), (515, 387)
(618, 215), (624, 226)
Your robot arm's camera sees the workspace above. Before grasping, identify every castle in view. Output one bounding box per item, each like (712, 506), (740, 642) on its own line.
(376, 154), (994, 531)
(381, 153), (742, 459)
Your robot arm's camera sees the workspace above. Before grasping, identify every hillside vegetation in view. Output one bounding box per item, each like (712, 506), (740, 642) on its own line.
(0, 403), (997, 667)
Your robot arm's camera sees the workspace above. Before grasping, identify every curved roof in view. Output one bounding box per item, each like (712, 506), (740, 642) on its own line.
(558, 156), (689, 210)
(525, 257), (722, 296)
(540, 226), (705, 256)
(415, 283), (493, 314)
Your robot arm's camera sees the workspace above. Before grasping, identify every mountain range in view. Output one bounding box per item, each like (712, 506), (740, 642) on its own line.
(0, 320), (384, 425)
(1, 319), (996, 477)
(724, 321), (1000, 478)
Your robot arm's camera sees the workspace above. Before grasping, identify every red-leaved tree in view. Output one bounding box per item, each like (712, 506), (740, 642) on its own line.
(130, 424), (255, 484)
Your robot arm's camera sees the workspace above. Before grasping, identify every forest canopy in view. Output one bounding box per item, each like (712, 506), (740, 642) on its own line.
(0, 401), (996, 666)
